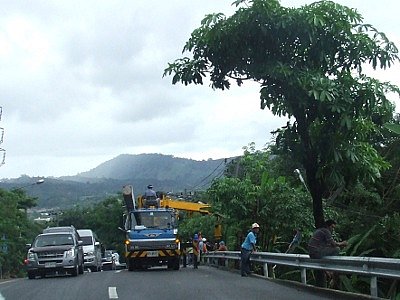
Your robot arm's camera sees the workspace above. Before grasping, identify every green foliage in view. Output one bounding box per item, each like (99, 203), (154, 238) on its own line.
(0, 189), (42, 278)
(58, 195), (125, 256)
(346, 225), (377, 257)
(208, 145), (315, 252)
(206, 143), (399, 297)
(178, 213), (217, 244)
(164, 0), (400, 229)
(259, 172), (314, 250)
(384, 123), (400, 135)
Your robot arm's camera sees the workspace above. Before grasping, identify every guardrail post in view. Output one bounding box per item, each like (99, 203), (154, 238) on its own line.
(264, 263), (269, 278)
(300, 268), (307, 284)
(370, 276), (378, 298)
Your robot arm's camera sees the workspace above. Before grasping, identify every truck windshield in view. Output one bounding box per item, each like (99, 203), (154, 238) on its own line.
(34, 234), (74, 247)
(132, 211), (175, 229)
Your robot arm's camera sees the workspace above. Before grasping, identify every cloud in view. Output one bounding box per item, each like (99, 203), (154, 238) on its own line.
(0, 0), (399, 179)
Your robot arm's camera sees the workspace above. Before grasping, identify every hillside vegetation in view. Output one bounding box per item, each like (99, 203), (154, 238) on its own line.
(0, 153), (232, 209)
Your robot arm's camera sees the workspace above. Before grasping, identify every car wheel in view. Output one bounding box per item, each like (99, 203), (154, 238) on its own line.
(27, 271), (36, 279)
(79, 263), (84, 274)
(71, 263), (79, 276)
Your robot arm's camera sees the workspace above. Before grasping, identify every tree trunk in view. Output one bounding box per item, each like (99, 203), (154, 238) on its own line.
(307, 168), (327, 288)
(311, 188), (325, 229)
(306, 164), (325, 228)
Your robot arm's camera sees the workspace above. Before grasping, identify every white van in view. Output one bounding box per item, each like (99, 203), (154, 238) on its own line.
(77, 229), (102, 272)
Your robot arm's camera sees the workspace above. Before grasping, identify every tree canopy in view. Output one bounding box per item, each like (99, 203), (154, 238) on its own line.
(0, 189), (41, 277)
(164, 0), (400, 227)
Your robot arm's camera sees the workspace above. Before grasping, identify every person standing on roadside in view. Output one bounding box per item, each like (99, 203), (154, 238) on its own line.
(240, 223), (260, 277)
(217, 241), (227, 251)
(217, 240), (228, 266)
(192, 234), (199, 269)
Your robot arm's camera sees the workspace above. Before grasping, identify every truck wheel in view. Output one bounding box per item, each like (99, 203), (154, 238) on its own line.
(128, 258), (136, 271)
(27, 271), (36, 279)
(173, 257), (180, 270)
(128, 259), (135, 271)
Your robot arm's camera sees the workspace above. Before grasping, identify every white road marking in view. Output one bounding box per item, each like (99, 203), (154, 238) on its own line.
(109, 286), (118, 299)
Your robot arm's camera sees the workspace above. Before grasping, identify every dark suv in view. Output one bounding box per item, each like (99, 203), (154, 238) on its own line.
(25, 226), (84, 279)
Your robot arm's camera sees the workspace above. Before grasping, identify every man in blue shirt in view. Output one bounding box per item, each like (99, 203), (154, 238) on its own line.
(144, 184), (157, 197)
(143, 184), (160, 208)
(241, 222), (260, 277)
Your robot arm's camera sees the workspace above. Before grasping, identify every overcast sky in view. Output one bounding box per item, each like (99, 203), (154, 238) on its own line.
(1, 0), (399, 179)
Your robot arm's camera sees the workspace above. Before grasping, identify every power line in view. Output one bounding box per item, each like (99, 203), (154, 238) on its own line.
(190, 158), (230, 191)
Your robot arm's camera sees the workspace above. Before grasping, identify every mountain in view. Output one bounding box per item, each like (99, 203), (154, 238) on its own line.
(0, 154), (234, 209)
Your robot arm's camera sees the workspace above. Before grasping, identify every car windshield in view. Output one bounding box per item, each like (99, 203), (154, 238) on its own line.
(80, 236), (93, 246)
(34, 234), (74, 247)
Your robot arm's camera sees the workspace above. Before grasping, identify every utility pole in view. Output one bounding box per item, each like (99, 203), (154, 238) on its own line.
(0, 106), (5, 166)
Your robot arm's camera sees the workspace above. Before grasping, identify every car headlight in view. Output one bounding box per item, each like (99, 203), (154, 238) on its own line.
(65, 248), (75, 258)
(87, 251), (94, 256)
(28, 252), (36, 261)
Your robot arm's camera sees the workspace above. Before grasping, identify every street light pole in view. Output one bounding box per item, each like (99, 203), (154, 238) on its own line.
(294, 169), (311, 195)
(12, 179), (45, 191)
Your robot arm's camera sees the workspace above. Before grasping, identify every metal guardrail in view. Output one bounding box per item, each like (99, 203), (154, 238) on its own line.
(203, 251), (400, 298)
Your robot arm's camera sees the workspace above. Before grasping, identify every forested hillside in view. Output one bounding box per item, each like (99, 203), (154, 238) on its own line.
(75, 153), (227, 183)
(0, 154), (233, 209)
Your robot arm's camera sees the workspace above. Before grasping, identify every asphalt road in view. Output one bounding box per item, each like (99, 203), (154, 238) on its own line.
(0, 266), (367, 300)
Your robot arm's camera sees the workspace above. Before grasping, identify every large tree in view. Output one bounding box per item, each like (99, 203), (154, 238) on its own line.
(164, 0), (400, 227)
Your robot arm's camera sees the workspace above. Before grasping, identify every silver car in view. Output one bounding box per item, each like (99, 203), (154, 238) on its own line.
(25, 232), (84, 278)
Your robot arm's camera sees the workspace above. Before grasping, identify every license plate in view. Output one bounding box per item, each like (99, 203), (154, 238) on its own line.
(146, 251), (158, 257)
(45, 262), (56, 268)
